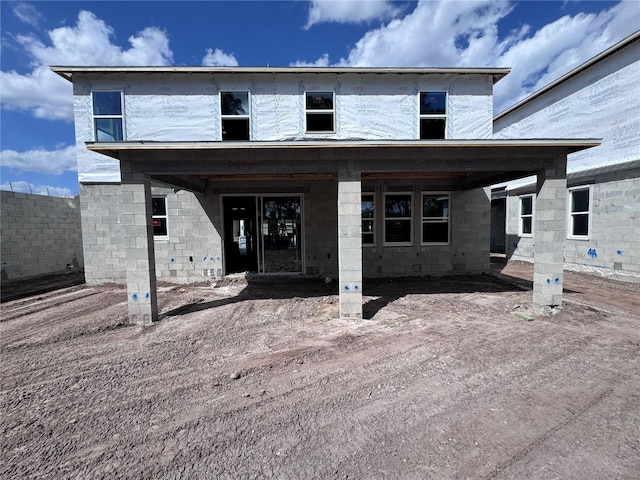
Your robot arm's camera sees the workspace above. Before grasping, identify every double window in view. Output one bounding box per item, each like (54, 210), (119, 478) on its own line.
(152, 197), (168, 237)
(419, 92), (447, 139)
(305, 91), (334, 132)
(519, 194), (534, 237)
(92, 91), (124, 142)
(568, 186), (591, 239)
(384, 193), (412, 245)
(422, 193), (450, 244)
(221, 91), (250, 140)
(361, 194), (375, 245)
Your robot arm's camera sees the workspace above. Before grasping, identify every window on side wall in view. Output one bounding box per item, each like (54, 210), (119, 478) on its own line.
(221, 92), (250, 140)
(422, 193), (450, 244)
(519, 194), (534, 237)
(305, 91), (334, 132)
(362, 194), (375, 246)
(384, 193), (412, 245)
(92, 91), (124, 141)
(152, 197), (168, 237)
(419, 92), (446, 139)
(568, 186), (591, 239)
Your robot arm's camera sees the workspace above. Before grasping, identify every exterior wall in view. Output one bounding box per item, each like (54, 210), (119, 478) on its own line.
(73, 72), (494, 183)
(494, 38), (639, 172)
(1, 191), (83, 282)
(497, 36), (640, 278)
(506, 168), (640, 278)
(361, 185), (490, 277)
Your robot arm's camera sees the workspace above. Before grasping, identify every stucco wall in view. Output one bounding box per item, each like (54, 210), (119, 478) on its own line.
(1, 191), (83, 282)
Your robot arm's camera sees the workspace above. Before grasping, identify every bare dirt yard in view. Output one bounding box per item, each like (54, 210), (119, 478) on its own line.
(1, 259), (639, 479)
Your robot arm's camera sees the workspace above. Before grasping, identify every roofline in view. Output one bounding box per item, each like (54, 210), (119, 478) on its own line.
(85, 138), (601, 156)
(495, 30), (640, 121)
(51, 66), (511, 84)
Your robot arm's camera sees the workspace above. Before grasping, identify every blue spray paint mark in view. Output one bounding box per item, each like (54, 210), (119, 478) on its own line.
(379, 255), (383, 260)
(203, 256), (207, 261)
(587, 248), (598, 259)
(132, 293), (138, 301)
(170, 258), (175, 263)
(354, 285), (359, 291)
(344, 285), (350, 291)
(554, 277), (560, 284)
(546, 279), (551, 285)
(617, 250), (623, 256)
(145, 292), (150, 299)
(416, 252), (420, 256)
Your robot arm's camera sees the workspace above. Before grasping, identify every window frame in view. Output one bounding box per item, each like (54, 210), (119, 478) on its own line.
(518, 194), (534, 237)
(383, 192), (413, 246)
(361, 194), (375, 246)
(418, 91), (447, 140)
(305, 91), (335, 133)
(421, 192), (451, 245)
(567, 186), (592, 240)
(220, 91), (251, 141)
(91, 90), (125, 142)
(152, 196), (169, 238)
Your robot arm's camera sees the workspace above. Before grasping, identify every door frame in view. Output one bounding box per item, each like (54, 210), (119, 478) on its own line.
(221, 193), (305, 275)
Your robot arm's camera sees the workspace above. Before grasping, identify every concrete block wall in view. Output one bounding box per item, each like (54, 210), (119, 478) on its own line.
(564, 173), (640, 276)
(451, 187), (491, 273)
(1, 191), (83, 282)
(153, 189), (223, 283)
(79, 184), (127, 283)
(505, 168), (640, 278)
(303, 180), (338, 276)
(361, 186), (490, 277)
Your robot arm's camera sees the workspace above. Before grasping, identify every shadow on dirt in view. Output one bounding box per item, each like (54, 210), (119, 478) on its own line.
(162, 273), (529, 321)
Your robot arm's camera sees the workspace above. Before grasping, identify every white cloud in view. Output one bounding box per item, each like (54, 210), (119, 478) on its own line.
(326, 0), (638, 114)
(0, 181), (76, 197)
(202, 48), (239, 67)
(11, 2), (43, 28)
(290, 53), (331, 67)
(305, 0), (401, 29)
(1, 9), (174, 122)
(0, 145), (76, 175)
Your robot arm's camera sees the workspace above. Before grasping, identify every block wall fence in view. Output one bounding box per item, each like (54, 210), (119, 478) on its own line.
(1, 191), (84, 282)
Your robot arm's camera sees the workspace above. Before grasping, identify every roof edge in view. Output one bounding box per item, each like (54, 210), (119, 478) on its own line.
(51, 66), (511, 84)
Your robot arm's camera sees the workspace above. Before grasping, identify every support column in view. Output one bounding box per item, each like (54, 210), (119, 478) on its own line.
(338, 167), (363, 318)
(121, 161), (158, 325)
(533, 159), (567, 315)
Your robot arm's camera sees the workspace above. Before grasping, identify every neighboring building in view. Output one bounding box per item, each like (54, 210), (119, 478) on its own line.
(0, 191), (83, 283)
(53, 65), (597, 323)
(493, 31), (639, 280)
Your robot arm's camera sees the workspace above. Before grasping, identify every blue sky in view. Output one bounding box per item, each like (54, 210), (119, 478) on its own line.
(1, 0), (638, 197)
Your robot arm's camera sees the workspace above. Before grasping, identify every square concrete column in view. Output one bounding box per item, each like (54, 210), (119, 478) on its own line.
(121, 161), (158, 325)
(533, 160), (567, 315)
(338, 167), (363, 318)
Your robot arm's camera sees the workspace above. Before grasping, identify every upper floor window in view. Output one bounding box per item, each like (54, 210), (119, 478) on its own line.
(568, 186), (591, 239)
(152, 197), (168, 237)
(519, 194), (534, 237)
(419, 92), (446, 139)
(92, 91), (124, 142)
(305, 91), (334, 133)
(422, 193), (450, 244)
(221, 92), (250, 140)
(361, 194), (375, 246)
(384, 193), (412, 245)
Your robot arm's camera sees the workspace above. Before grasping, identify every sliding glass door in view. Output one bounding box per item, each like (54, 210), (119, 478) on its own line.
(259, 196), (302, 273)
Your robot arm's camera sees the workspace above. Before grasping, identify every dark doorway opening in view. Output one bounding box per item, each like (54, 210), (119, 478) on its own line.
(223, 197), (258, 274)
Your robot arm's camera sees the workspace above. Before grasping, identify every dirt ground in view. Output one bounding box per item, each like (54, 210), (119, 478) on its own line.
(1, 259), (639, 479)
